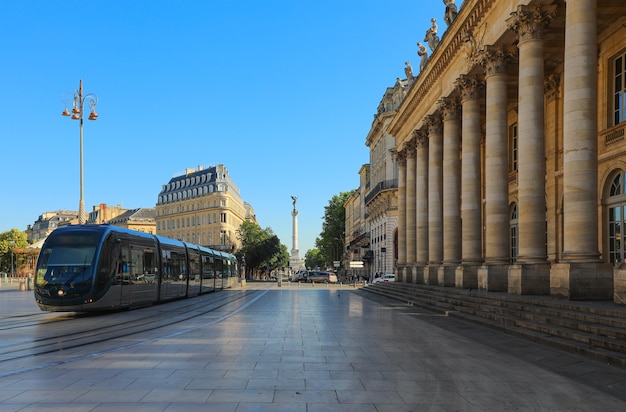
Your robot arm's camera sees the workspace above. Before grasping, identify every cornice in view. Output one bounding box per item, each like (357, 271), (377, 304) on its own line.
(389, 0), (496, 140)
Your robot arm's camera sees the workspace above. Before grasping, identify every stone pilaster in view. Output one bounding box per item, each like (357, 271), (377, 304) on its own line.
(477, 46), (510, 292)
(506, 3), (556, 295)
(455, 74), (484, 289)
(425, 114), (443, 284)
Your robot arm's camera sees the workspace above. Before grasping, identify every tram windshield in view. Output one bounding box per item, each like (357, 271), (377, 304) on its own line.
(35, 232), (100, 288)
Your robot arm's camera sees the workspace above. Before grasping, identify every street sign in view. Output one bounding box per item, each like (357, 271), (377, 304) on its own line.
(333, 261), (341, 267)
(349, 261), (364, 268)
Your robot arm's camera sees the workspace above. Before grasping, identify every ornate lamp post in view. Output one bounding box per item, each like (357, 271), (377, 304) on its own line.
(62, 80), (98, 224)
(9, 239), (14, 278)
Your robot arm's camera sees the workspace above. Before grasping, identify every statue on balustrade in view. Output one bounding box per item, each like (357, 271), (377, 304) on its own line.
(443, 0), (458, 27)
(425, 18), (440, 51)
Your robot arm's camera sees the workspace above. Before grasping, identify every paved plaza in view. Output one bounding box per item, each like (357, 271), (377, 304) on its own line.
(1, 281), (626, 411)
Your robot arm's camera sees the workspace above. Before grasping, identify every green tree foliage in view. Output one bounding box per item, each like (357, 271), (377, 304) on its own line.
(0, 229), (29, 274)
(304, 248), (324, 270)
(315, 190), (354, 268)
(236, 221), (287, 278)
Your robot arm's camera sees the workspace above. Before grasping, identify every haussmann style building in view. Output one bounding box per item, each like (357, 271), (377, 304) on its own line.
(155, 164), (255, 252)
(354, 0), (626, 304)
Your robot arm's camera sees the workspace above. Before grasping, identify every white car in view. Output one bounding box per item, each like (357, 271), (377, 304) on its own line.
(372, 274), (396, 283)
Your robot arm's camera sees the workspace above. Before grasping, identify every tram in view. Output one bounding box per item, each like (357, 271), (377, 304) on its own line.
(33, 225), (238, 312)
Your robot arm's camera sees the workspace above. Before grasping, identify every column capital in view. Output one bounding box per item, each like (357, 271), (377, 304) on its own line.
(506, 3), (558, 43)
(478, 46), (512, 77)
(413, 129), (429, 148)
(404, 139), (417, 157)
(424, 114), (443, 135)
(456, 74), (485, 102)
(438, 96), (461, 121)
(544, 73), (560, 100)
(396, 148), (407, 166)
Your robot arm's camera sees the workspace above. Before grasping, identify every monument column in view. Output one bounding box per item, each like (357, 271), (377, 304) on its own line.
(439, 96), (461, 287)
(456, 74), (484, 288)
(477, 46), (510, 292)
(425, 114), (443, 285)
(396, 151), (407, 279)
(405, 140), (417, 282)
(506, 3), (556, 294)
(289, 196), (302, 271)
(415, 129), (429, 284)
(554, 0), (613, 300)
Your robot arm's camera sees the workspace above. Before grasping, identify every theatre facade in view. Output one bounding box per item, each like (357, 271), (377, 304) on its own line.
(388, 0), (626, 302)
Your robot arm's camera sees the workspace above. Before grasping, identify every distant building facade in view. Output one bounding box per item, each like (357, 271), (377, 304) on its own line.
(106, 208), (156, 233)
(155, 164), (254, 251)
(28, 210), (78, 242)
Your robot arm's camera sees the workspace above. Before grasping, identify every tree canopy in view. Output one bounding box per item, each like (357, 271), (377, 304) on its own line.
(0, 229), (29, 274)
(236, 221), (288, 279)
(314, 190), (354, 269)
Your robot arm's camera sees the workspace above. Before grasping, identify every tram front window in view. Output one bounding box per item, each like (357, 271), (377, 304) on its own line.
(36, 232), (99, 289)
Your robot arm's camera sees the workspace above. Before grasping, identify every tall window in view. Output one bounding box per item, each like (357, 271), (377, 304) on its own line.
(509, 123), (518, 172)
(615, 53), (626, 126)
(608, 171), (626, 264)
(510, 204), (518, 262)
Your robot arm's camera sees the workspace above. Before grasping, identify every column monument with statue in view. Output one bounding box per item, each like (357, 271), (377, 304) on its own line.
(290, 196), (304, 271)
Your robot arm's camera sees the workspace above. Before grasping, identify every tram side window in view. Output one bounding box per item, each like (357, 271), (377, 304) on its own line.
(202, 255), (215, 278)
(189, 251), (200, 281)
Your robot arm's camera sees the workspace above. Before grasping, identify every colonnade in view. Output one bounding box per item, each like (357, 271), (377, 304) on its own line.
(394, 0), (612, 299)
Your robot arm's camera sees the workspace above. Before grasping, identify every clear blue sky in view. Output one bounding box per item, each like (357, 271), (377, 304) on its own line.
(0, 1), (451, 255)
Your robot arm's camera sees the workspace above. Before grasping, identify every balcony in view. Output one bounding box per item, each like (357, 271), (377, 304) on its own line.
(365, 179), (398, 205)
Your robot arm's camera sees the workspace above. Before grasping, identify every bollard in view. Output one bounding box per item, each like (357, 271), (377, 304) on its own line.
(19, 280), (26, 291)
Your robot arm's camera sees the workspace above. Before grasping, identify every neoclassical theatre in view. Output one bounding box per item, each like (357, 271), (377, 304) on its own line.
(389, 0), (626, 303)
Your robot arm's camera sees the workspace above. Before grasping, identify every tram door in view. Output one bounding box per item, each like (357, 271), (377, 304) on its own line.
(118, 240), (158, 307)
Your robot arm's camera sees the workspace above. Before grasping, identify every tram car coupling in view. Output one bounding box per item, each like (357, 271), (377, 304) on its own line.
(33, 224), (238, 312)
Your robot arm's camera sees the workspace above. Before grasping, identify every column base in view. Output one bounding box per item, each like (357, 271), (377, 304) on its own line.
(413, 266), (426, 284)
(455, 265), (478, 289)
(508, 263), (550, 295)
(424, 265), (439, 285)
(550, 262), (613, 300)
(477, 264), (508, 292)
(438, 265), (456, 287)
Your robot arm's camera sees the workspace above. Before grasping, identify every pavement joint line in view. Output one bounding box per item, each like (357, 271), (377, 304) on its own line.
(0, 289), (270, 379)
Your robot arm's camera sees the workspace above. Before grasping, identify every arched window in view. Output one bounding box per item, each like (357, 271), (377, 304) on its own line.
(510, 203), (518, 263)
(608, 171), (626, 264)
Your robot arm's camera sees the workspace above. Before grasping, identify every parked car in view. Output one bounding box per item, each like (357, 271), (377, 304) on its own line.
(372, 274), (396, 283)
(293, 270), (310, 281)
(307, 271), (338, 283)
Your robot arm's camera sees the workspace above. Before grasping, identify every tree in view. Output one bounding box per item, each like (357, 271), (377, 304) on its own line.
(236, 221), (287, 279)
(0, 229), (29, 275)
(305, 248), (324, 270)
(315, 190), (354, 269)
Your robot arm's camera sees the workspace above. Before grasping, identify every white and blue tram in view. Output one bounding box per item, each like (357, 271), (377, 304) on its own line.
(34, 225), (238, 312)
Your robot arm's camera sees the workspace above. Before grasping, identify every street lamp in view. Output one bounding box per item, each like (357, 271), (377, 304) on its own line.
(62, 79), (98, 224)
(9, 239), (14, 278)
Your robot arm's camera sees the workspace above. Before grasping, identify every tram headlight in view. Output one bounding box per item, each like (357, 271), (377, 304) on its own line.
(57, 289), (65, 296)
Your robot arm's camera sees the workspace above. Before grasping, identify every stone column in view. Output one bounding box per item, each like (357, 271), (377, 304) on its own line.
(477, 46), (510, 292)
(405, 141), (417, 282)
(425, 114), (443, 285)
(456, 74), (484, 289)
(506, 3), (556, 294)
(438, 96), (461, 287)
(396, 151), (407, 278)
(415, 129), (429, 284)
(554, 0), (613, 300)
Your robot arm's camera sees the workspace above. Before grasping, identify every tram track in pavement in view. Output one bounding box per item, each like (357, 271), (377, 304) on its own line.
(0, 288), (268, 370)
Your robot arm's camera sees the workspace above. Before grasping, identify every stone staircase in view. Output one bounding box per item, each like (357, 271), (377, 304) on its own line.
(360, 282), (626, 369)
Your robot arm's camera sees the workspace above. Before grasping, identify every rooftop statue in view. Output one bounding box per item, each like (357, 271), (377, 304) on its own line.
(425, 18), (440, 51)
(417, 42), (430, 71)
(443, 0), (458, 27)
(404, 61), (413, 83)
